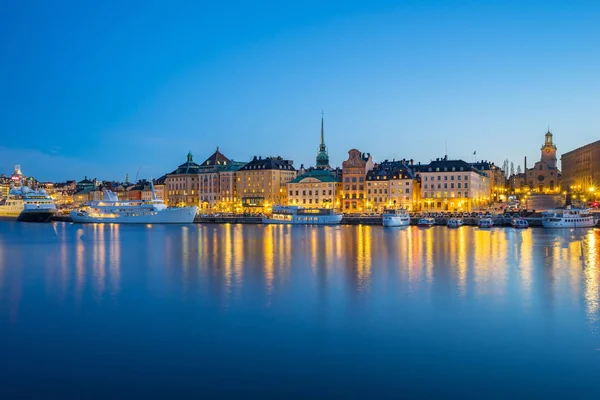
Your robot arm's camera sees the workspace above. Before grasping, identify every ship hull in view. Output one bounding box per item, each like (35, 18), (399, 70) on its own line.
(262, 214), (342, 225)
(382, 215), (410, 227)
(70, 207), (197, 224)
(17, 210), (55, 223)
(542, 217), (596, 229)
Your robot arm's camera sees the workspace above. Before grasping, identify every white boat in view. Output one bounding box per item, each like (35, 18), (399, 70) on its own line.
(0, 185), (56, 222)
(511, 218), (529, 229)
(418, 217), (436, 227)
(541, 206), (597, 229)
(478, 217), (493, 228)
(382, 209), (410, 227)
(447, 218), (463, 228)
(262, 205), (342, 225)
(70, 187), (197, 224)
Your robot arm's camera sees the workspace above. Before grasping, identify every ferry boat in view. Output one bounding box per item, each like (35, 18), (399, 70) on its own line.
(418, 217), (436, 227)
(511, 218), (529, 229)
(447, 218), (463, 228)
(478, 217), (494, 228)
(382, 209), (410, 227)
(70, 187), (197, 224)
(262, 205), (342, 225)
(541, 206), (597, 229)
(0, 185), (57, 222)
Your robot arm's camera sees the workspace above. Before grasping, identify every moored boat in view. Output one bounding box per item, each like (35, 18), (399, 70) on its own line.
(0, 186), (56, 222)
(262, 205), (342, 225)
(70, 186), (197, 224)
(447, 218), (463, 228)
(511, 218), (529, 229)
(541, 206), (597, 229)
(418, 217), (436, 227)
(382, 208), (410, 227)
(478, 217), (493, 228)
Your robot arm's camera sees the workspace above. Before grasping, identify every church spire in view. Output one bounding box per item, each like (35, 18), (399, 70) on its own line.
(320, 110), (325, 147)
(315, 111), (330, 169)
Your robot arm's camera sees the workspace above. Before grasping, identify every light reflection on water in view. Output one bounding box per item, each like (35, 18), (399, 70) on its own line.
(0, 222), (599, 397)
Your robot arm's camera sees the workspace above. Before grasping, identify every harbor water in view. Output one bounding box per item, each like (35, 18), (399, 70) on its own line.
(1, 222), (599, 397)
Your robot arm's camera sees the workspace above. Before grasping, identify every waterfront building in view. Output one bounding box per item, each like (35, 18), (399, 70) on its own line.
(523, 129), (561, 193)
(236, 156), (296, 211)
(470, 161), (506, 201)
(561, 139), (600, 195)
(196, 147), (245, 210)
(75, 177), (96, 193)
(165, 152), (202, 206)
(366, 159), (421, 212)
(418, 156), (491, 211)
(287, 114), (342, 209)
(153, 175), (166, 201)
(341, 149), (374, 212)
(287, 169), (342, 209)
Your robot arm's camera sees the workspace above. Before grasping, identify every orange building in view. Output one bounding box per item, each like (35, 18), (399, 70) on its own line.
(341, 149), (374, 212)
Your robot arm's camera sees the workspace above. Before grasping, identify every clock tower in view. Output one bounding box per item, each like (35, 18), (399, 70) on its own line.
(540, 127), (557, 169)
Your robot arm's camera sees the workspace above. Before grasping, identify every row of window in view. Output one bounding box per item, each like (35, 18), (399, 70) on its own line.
(344, 177), (365, 183)
(423, 192), (470, 199)
(425, 183), (469, 189)
(344, 185), (365, 191)
(424, 175), (469, 181)
(289, 190), (334, 196)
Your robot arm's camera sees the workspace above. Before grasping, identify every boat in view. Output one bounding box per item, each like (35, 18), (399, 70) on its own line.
(70, 185), (197, 224)
(417, 217), (436, 227)
(511, 218), (529, 229)
(382, 208), (411, 227)
(262, 205), (342, 225)
(447, 218), (463, 228)
(541, 206), (597, 229)
(478, 217), (494, 228)
(0, 185), (57, 222)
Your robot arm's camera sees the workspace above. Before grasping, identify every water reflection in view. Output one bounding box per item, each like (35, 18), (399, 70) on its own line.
(0, 223), (598, 331)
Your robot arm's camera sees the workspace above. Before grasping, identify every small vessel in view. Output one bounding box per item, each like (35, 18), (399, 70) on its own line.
(262, 205), (342, 225)
(382, 208), (410, 227)
(70, 186), (197, 224)
(541, 206), (597, 229)
(478, 217), (494, 228)
(447, 218), (463, 228)
(511, 218), (529, 229)
(418, 217), (436, 227)
(0, 185), (57, 222)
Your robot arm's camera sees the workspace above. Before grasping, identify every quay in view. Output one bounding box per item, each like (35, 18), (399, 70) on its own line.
(49, 214), (600, 227)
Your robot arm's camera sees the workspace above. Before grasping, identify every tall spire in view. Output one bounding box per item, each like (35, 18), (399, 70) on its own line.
(320, 110), (325, 147)
(315, 111), (330, 169)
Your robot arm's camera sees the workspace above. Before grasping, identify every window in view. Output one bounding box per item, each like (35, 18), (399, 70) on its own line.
(458, 183), (461, 188)
(437, 184), (441, 189)
(444, 176), (448, 181)
(451, 176), (454, 180)
(405, 189), (409, 193)
(465, 183), (469, 188)
(352, 177), (357, 183)
(359, 177), (364, 182)
(444, 183), (447, 189)
(451, 183), (454, 188)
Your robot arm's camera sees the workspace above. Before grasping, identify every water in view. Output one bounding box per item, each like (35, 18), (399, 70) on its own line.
(1, 222), (599, 398)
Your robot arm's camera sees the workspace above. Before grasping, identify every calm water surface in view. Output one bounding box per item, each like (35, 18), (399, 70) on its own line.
(1, 222), (599, 398)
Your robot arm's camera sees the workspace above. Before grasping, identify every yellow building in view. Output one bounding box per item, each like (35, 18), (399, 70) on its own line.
(417, 157), (491, 211)
(341, 149), (374, 212)
(287, 169), (342, 209)
(366, 160), (421, 212)
(165, 152), (201, 206)
(236, 156), (296, 211)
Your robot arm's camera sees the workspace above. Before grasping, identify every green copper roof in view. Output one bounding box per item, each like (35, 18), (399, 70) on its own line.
(289, 168), (339, 183)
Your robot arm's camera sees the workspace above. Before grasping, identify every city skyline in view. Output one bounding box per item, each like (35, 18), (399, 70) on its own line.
(2, 1), (600, 181)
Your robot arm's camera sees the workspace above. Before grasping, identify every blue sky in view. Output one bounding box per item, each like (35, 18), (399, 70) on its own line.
(1, 0), (599, 181)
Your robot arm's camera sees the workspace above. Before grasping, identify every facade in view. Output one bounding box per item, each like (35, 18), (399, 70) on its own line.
(165, 152), (202, 206)
(524, 129), (561, 193)
(366, 160), (421, 212)
(418, 157), (491, 211)
(287, 169), (342, 209)
(561, 139), (600, 193)
(196, 148), (245, 210)
(470, 161), (506, 201)
(236, 156), (296, 210)
(341, 149), (374, 212)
